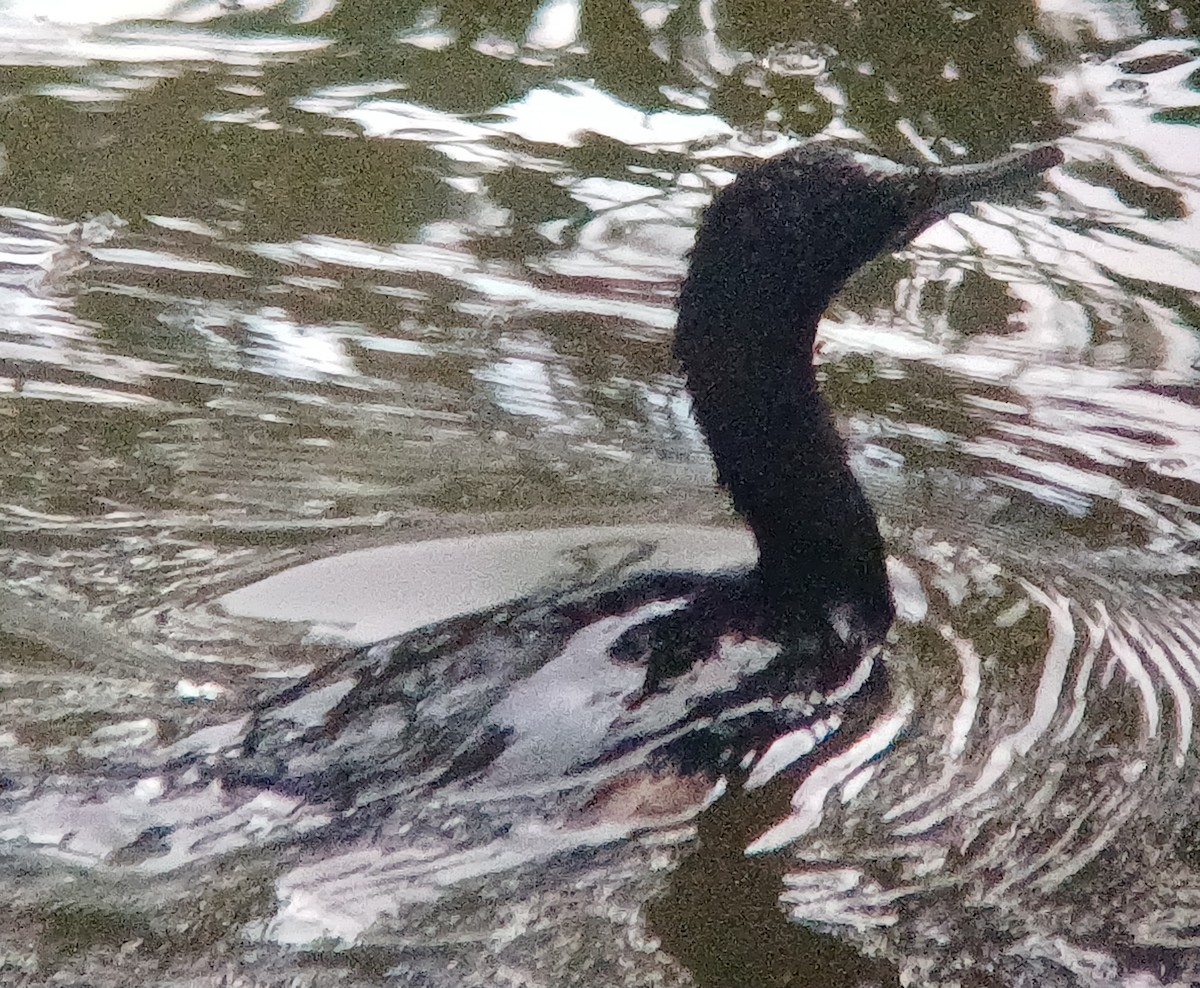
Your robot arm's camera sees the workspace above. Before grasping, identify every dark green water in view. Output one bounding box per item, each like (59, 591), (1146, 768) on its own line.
(1, 1), (1200, 985)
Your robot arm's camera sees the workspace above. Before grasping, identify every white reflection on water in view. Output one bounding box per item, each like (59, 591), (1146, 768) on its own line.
(0, 0), (299, 25)
(494, 80), (733, 150)
(0, 210), (180, 397)
(525, 0), (580, 51)
(89, 246), (248, 277)
(0, 22), (329, 66)
(1, 0), (185, 25)
(473, 352), (569, 423)
(240, 307), (358, 381)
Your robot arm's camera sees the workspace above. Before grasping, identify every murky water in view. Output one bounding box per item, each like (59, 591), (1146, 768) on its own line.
(2, 0), (1200, 985)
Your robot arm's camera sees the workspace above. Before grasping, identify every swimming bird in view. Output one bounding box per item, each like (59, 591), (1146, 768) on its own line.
(216, 144), (1065, 815)
(17, 140), (1200, 987)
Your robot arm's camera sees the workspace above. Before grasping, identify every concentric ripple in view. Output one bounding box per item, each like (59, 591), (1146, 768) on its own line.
(753, 538), (1200, 988)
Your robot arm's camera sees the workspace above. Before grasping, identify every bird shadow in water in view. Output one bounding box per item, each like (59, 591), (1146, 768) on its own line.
(648, 780), (902, 988)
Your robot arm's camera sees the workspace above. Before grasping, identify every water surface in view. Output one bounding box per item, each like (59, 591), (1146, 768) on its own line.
(2, 0), (1200, 985)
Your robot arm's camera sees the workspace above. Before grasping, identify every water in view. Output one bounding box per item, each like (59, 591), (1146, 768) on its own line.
(1, 0), (1200, 985)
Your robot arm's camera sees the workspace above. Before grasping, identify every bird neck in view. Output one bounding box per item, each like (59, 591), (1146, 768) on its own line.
(680, 312), (894, 645)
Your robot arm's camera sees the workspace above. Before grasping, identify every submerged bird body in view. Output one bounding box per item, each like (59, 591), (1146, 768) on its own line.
(8, 141), (1200, 987)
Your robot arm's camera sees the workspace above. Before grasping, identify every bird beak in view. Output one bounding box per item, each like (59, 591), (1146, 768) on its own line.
(905, 143), (1063, 240)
